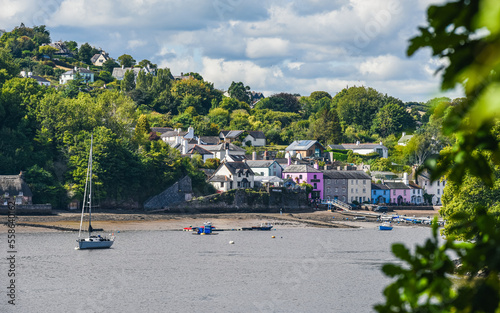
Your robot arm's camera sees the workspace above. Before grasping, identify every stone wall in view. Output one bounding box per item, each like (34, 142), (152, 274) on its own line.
(0, 204), (52, 215)
(160, 188), (311, 214)
(143, 176), (193, 211)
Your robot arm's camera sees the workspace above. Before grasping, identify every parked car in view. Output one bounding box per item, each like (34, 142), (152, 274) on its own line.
(374, 206), (388, 213)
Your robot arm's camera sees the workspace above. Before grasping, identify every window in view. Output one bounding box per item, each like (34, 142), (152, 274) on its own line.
(443, 181), (446, 186)
(404, 190), (406, 196)
(363, 180), (366, 185)
(437, 181), (440, 186)
(314, 175), (317, 179)
(18, 191), (23, 196)
(246, 172), (249, 177)
(343, 188), (346, 192)
(355, 188), (358, 193)
(393, 190), (396, 195)
(238, 173), (241, 177)
(363, 197), (366, 202)
(437, 189), (440, 195)
(314, 183), (317, 189)
(356, 180), (358, 185)
(363, 188), (366, 193)
(287, 175), (290, 179)
(335, 188), (338, 193)
(299, 175), (302, 179)
(261, 172), (264, 176)
(351, 188), (354, 193)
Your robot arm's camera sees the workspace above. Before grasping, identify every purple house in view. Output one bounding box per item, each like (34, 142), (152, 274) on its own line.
(384, 182), (411, 205)
(282, 164), (323, 199)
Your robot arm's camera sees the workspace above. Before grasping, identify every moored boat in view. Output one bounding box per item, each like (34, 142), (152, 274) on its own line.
(379, 222), (393, 231)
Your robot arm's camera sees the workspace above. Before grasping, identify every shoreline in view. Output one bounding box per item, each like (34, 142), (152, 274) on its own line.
(0, 209), (441, 233)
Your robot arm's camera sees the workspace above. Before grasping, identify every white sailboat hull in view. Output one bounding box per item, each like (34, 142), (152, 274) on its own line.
(77, 237), (114, 249)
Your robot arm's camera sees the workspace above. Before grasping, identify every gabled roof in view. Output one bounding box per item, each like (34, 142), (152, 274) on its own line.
(200, 136), (220, 145)
(286, 140), (325, 151)
(63, 67), (94, 75)
(211, 162), (254, 178)
(323, 170), (371, 180)
(0, 175), (33, 197)
(30, 75), (50, 83)
(384, 182), (411, 189)
(408, 181), (422, 189)
(188, 145), (213, 155)
(161, 130), (189, 138)
(220, 130), (244, 139)
(245, 160), (280, 168)
(208, 175), (230, 182)
(247, 131), (265, 139)
(201, 143), (245, 152)
(371, 183), (389, 190)
(226, 155), (247, 161)
(398, 134), (414, 144)
(282, 164), (322, 173)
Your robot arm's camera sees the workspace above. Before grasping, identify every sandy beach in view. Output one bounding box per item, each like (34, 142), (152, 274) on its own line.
(0, 208), (441, 233)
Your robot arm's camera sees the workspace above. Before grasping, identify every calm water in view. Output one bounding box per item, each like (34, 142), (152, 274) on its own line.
(1, 226), (433, 313)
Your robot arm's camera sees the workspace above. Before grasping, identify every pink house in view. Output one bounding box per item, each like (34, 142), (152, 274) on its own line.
(282, 164), (323, 199)
(385, 182), (412, 205)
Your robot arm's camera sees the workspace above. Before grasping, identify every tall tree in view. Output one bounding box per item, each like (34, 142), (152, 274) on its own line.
(117, 54), (136, 67)
(77, 43), (93, 64)
(228, 81), (251, 104)
(371, 102), (415, 137)
(121, 69), (135, 92)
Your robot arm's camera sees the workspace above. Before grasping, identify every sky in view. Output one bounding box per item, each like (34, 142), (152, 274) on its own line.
(0, 0), (463, 102)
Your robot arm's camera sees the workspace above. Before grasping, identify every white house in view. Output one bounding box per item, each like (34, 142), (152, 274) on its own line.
(59, 67), (94, 85)
(186, 145), (214, 162)
(21, 71), (51, 86)
(246, 160), (283, 177)
(416, 171), (447, 205)
(91, 52), (111, 67)
(345, 171), (372, 204)
(328, 142), (388, 158)
(208, 161), (255, 192)
(408, 181), (424, 204)
(242, 131), (266, 147)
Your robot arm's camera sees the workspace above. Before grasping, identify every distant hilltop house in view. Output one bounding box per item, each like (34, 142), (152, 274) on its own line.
(59, 67), (95, 85)
(91, 52), (111, 66)
(112, 65), (156, 81)
(398, 132), (414, 146)
(219, 130), (266, 147)
(285, 140), (327, 159)
(172, 72), (193, 80)
(251, 91), (265, 105)
(328, 141), (388, 158)
(0, 173), (33, 205)
(20, 71), (51, 86)
(43, 41), (74, 57)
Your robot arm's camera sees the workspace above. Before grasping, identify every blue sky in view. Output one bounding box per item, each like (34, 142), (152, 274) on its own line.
(0, 0), (463, 102)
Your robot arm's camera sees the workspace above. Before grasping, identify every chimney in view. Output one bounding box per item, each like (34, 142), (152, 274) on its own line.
(122, 65), (125, 69)
(28, 72), (33, 78)
(403, 172), (409, 185)
(87, 66), (90, 70)
(74, 66), (78, 71)
(264, 150), (269, 160)
(380, 141), (383, 145)
(356, 141), (360, 145)
(187, 126), (194, 138)
(402, 132), (406, 137)
(182, 139), (188, 155)
(252, 151), (257, 160)
(20, 71), (26, 78)
(197, 137), (201, 145)
(314, 162), (319, 170)
(287, 154), (291, 166)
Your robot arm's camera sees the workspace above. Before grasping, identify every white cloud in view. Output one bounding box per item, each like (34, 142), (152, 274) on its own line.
(127, 39), (147, 49)
(358, 54), (406, 79)
(245, 37), (290, 59)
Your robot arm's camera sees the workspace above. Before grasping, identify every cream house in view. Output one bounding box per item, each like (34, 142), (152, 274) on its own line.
(208, 161), (255, 192)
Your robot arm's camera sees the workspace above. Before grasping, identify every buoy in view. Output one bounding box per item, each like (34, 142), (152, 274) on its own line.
(117, 231), (120, 233)
(229, 241), (234, 244)
(271, 236), (275, 238)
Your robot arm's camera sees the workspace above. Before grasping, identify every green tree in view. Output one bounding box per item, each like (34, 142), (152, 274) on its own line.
(121, 69), (135, 92)
(117, 54), (136, 67)
(228, 81), (251, 104)
(309, 91), (332, 101)
(78, 43), (93, 64)
(138, 59), (157, 69)
(371, 102), (415, 137)
(38, 45), (58, 58)
(0, 47), (20, 85)
(134, 114), (151, 144)
(102, 59), (119, 74)
(334, 86), (386, 131)
(309, 106), (342, 145)
(254, 93), (301, 113)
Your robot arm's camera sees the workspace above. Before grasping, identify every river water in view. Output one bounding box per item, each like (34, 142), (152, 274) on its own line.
(1, 226), (434, 313)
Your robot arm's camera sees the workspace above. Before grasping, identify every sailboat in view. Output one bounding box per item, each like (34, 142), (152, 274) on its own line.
(76, 134), (115, 249)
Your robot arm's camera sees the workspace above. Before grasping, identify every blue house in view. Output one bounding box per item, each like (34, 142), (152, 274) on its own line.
(371, 183), (390, 204)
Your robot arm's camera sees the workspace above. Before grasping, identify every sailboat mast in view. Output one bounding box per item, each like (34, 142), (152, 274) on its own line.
(78, 134), (93, 238)
(88, 134), (93, 237)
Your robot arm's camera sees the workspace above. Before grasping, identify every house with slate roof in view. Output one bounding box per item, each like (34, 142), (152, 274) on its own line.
(282, 165), (323, 199)
(59, 67), (94, 84)
(199, 136), (220, 145)
(219, 130), (244, 143)
(21, 71), (51, 86)
(208, 161), (255, 192)
(112, 65), (156, 81)
(328, 141), (388, 158)
(0, 173), (33, 205)
(371, 183), (390, 204)
(385, 182), (412, 205)
(408, 181), (424, 204)
(91, 52), (111, 66)
(242, 131), (266, 147)
(187, 145), (214, 162)
(323, 170), (372, 204)
(285, 140), (327, 159)
(416, 170), (447, 205)
(246, 160), (282, 177)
